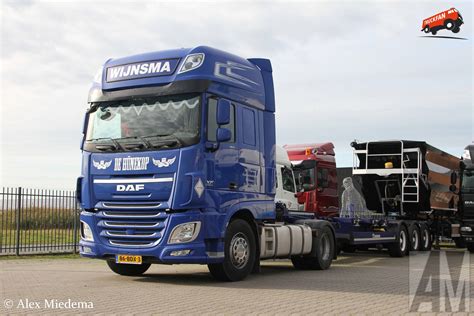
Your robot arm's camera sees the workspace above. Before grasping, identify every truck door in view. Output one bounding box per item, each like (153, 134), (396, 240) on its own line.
(205, 97), (239, 193)
(237, 105), (261, 193)
(316, 165), (339, 216)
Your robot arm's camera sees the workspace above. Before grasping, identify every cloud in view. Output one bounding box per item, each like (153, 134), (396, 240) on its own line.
(0, 0), (472, 188)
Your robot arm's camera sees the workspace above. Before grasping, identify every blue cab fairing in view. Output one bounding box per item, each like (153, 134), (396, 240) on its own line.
(79, 46), (276, 264)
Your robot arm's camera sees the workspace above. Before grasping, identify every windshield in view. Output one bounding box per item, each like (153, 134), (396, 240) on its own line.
(462, 170), (474, 193)
(294, 168), (315, 191)
(84, 94), (201, 152)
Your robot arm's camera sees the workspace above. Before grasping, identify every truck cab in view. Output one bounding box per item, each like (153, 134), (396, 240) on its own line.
(275, 146), (299, 211)
(78, 46), (335, 281)
(283, 143), (339, 217)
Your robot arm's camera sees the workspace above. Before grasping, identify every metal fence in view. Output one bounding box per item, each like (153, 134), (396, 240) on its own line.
(0, 187), (79, 255)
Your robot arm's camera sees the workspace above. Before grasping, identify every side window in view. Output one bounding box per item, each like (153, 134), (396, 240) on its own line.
(207, 98), (235, 142)
(317, 168), (329, 188)
(242, 108), (256, 146)
(282, 167), (296, 193)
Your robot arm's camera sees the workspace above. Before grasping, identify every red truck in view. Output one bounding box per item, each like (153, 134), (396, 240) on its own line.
(421, 8), (463, 35)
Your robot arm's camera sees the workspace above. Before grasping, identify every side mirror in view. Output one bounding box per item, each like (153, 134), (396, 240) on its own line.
(451, 172), (458, 185)
(295, 191), (306, 204)
(216, 99), (231, 125)
(216, 128), (231, 142)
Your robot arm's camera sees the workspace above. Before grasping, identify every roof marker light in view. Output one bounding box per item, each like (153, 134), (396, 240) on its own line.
(305, 148), (312, 156)
(178, 53), (205, 74)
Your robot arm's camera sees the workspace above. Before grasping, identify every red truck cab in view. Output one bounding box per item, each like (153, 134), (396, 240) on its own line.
(284, 143), (339, 217)
(421, 7), (463, 35)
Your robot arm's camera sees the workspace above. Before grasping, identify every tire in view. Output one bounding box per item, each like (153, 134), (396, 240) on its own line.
(423, 26), (430, 33)
(467, 244), (474, 253)
(291, 225), (334, 270)
(208, 219), (256, 282)
(431, 30), (437, 35)
(388, 226), (408, 257)
(445, 20), (455, 30)
(409, 225), (421, 251)
(419, 224), (432, 251)
(454, 238), (466, 248)
(452, 27), (460, 34)
(106, 261), (151, 276)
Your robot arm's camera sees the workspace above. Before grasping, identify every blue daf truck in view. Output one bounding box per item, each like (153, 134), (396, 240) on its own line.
(77, 46), (336, 281)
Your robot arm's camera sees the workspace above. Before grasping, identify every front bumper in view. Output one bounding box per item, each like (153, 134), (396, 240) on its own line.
(79, 210), (225, 264)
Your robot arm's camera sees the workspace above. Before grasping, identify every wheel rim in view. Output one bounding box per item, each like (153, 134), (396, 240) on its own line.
(412, 229), (419, 250)
(320, 233), (331, 261)
(447, 22), (453, 29)
(400, 230), (407, 252)
(230, 233), (249, 269)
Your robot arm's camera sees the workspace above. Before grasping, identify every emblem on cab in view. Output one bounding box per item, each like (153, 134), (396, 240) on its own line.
(92, 160), (112, 170)
(152, 157), (176, 168)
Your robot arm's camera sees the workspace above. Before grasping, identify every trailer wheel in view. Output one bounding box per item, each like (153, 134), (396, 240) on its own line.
(409, 225), (420, 251)
(388, 226), (408, 257)
(444, 20), (455, 30)
(423, 26), (430, 33)
(419, 224), (432, 251)
(106, 261), (151, 276)
(467, 244), (474, 253)
(208, 219), (256, 282)
(291, 225), (334, 270)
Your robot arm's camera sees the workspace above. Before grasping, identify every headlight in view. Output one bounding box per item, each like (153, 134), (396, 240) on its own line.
(461, 226), (472, 233)
(168, 222), (201, 244)
(178, 53), (205, 74)
(81, 221), (94, 241)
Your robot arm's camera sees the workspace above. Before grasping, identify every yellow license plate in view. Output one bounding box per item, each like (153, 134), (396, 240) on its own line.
(116, 255), (142, 265)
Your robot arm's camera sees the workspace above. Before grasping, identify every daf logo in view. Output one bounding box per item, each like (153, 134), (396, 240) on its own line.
(116, 184), (145, 192)
(465, 201), (474, 205)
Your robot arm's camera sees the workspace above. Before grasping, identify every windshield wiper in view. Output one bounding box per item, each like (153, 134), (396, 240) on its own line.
(142, 134), (182, 148)
(115, 136), (152, 149)
(86, 137), (124, 151)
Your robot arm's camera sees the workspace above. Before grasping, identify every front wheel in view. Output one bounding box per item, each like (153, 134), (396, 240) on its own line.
(423, 26), (430, 33)
(388, 226), (408, 257)
(208, 219), (256, 282)
(106, 261), (151, 276)
(291, 225), (334, 270)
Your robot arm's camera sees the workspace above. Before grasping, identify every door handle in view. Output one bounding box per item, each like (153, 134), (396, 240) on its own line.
(228, 182), (238, 190)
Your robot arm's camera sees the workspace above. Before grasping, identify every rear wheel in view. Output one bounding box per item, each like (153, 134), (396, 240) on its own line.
(409, 225), (420, 251)
(106, 261), (151, 276)
(419, 224), (432, 251)
(431, 30), (437, 35)
(452, 27), (460, 33)
(208, 219), (256, 282)
(388, 226), (408, 257)
(292, 225), (334, 270)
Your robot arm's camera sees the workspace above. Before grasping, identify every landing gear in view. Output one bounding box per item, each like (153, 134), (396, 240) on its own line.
(208, 219), (256, 282)
(388, 226), (408, 257)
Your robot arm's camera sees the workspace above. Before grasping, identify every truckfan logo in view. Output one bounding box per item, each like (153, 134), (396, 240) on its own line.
(92, 160), (112, 170)
(421, 8), (464, 36)
(152, 157), (176, 168)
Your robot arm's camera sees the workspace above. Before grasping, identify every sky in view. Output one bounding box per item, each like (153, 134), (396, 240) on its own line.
(0, 0), (472, 189)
